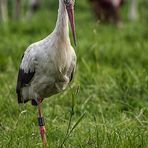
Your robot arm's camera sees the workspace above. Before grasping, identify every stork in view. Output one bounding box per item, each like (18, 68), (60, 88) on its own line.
(16, 0), (76, 146)
(89, 0), (124, 25)
(129, 0), (138, 21)
(27, 0), (42, 18)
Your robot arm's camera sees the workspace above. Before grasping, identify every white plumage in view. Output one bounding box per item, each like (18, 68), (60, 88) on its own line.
(16, 0), (76, 105)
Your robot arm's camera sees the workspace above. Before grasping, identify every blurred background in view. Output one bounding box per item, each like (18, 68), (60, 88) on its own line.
(0, 0), (148, 147)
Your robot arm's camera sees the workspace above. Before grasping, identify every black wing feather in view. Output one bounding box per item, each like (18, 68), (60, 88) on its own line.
(69, 67), (75, 82)
(16, 69), (35, 104)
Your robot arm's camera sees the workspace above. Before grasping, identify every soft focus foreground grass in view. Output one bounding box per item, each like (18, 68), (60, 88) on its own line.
(0, 0), (148, 147)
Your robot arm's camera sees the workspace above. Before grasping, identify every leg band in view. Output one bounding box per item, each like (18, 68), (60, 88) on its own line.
(38, 117), (45, 126)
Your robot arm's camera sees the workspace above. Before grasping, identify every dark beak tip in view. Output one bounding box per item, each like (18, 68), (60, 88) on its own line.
(74, 40), (77, 47)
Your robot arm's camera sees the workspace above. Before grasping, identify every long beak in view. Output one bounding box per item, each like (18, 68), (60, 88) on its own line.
(66, 4), (77, 46)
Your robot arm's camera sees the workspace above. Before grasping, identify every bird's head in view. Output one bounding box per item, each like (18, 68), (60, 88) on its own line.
(64, 0), (77, 46)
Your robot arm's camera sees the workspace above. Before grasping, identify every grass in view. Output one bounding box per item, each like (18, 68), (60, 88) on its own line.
(0, 0), (148, 147)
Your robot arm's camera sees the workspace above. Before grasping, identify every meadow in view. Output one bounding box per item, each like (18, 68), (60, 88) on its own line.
(0, 0), (148, 147)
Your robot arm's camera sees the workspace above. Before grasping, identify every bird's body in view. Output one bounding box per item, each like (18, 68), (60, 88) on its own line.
(89, 0), (124, 25)
(16, 0), (76, 105)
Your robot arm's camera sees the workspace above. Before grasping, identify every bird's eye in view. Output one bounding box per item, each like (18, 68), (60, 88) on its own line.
(64, 0), (70, 5)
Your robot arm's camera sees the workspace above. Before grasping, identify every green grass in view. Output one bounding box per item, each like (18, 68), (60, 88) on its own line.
(0, 0), (148, 147)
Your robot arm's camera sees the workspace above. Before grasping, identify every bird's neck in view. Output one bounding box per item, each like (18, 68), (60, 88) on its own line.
(53, 0), (70, 43)
(130, 0), (137, 11)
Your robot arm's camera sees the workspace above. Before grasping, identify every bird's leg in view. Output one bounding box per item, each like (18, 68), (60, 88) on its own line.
(37, 98), (48, 148)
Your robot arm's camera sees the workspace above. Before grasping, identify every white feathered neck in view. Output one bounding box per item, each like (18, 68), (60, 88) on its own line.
(53, 0), (70, 43)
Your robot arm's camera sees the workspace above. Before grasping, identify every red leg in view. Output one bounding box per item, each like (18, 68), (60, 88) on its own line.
(37, 99), (48, 148)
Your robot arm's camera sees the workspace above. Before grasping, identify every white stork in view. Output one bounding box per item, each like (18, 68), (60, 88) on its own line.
(27, 0), (42, 18)
(129, 0), (138, 21)
(16, 0), (76, 145)
(16, 0), (76, 106)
